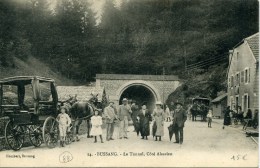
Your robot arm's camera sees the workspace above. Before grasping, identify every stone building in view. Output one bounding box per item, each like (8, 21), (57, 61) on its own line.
(95, 74), (181, 111)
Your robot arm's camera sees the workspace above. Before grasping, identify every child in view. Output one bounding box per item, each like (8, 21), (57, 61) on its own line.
(90, 110), (104, 143)
(207, 109), (213, 128)
(56, 106), (71, 147)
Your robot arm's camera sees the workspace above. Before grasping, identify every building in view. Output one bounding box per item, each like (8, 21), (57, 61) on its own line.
(211, 93), (227, 118)
(227, 33), (259, 116)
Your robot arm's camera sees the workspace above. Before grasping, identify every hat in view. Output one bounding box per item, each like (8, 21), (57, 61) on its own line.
(175, 102), (183, 106)
(122, 98), (128, 102)
(155, 101), (163, 105)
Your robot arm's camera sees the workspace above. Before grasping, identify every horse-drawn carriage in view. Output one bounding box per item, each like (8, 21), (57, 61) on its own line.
(190, 97), (210, 121)
(0, 76), (61, 150)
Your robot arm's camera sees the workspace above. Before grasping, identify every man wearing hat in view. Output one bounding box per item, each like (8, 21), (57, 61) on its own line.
(118, 98), (132, 139)
(172, 102), (187, 144)
(104, 101), (118, 141)
(131, 100), (139, 132)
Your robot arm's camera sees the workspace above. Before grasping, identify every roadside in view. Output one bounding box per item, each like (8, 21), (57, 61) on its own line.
(212, 118), (259, 144)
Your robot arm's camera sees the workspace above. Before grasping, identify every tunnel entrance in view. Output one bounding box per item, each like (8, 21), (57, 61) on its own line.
(119, 85), (156, 112)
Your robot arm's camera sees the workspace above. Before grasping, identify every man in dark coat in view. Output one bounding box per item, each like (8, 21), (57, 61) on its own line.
(138, 104), (152, 140)
(172, 102), (187, 144)
(131, 100), (139, 132)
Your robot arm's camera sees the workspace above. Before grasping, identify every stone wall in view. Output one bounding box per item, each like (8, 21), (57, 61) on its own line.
(96, 77), (181, 105)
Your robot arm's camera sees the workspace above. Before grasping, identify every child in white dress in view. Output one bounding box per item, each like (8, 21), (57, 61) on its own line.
(90, 110), (104, 143)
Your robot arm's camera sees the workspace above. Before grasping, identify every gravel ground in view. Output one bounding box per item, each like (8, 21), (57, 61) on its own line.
(0, 119), (258, 167)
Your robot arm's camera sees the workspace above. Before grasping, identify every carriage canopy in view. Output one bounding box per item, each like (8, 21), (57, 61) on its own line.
(0, 76), (58, 116)
(192, 97), (210, 106)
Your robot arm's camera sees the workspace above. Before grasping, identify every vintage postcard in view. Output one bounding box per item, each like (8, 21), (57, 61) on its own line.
(0, 0), (259, 167)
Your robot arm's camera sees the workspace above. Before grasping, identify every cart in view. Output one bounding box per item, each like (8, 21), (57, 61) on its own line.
(0, 76), (60, 150)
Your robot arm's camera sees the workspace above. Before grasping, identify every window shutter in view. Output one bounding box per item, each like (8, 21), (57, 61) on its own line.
(248, 95), (250, 108)
(248, 68), (250, 83)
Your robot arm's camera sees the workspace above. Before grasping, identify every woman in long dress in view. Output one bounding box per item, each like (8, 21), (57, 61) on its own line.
(152, 101), (165, 141)
(138, 104), (152, 140)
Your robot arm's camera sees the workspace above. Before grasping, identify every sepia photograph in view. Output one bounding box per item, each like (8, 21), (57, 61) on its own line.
(0, 0), (259, 167)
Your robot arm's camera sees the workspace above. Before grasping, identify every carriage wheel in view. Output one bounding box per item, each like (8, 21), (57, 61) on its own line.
(5, 121), (24, 151)
(42, 117), (59, 148)
(28, 125), (43, 147)
(65, 131), (74, 145)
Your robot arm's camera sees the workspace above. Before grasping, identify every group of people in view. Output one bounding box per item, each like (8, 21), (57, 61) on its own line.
(102, 98), (187, 144)
(55, 98), (188, 147)
(222, 105), (259, 129)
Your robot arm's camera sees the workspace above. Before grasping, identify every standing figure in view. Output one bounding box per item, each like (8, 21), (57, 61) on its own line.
(56, 106), (71, 147)
(90, 110), (104, 143)
(138, 104), (152, 140)
(118, 98), (132, 139)
(207, 109), (213, 128)
(131, 100), (139, 132)
(223, 106), (231, 129)
(172, 102), (187, 144)
(169, 101), (175, 120)
(152, 101), (164, 141)
(165, 105), (171, 122)
(104, 101), (117, 141)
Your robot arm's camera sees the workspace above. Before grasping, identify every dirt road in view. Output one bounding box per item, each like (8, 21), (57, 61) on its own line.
(0, 119), (258, 167)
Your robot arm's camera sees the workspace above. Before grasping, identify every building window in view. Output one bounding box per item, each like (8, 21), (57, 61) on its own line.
(231, 76), (234, 87)
(245, 68), (250, 83)
(243, 94), (249, 112)
(241, 71), (244, 83)
(215, 104), (218, 108)
(236, 73), (240, 86)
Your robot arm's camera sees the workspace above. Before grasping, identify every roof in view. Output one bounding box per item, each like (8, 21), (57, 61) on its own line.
(96, 74), (179, 81)
(56, 86), (106, 102)
(245, 33), (259, 61)
(0, 76), (55, 85)
(227, 32), (259, 76)
(211, 93), (227, 103)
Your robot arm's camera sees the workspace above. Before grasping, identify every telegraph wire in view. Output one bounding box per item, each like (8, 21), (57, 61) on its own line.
(186, 52), (229, 67)
(187, 57), (228, 71)
(187, 57), (228, 69)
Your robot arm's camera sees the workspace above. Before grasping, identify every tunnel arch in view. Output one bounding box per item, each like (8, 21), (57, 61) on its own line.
(116, 80), (161, 111)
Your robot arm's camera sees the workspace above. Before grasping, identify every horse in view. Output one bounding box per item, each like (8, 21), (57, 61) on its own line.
(69, 94), (99, 141)
(190, 103), (198, 121)
(190, 103), (208, 122)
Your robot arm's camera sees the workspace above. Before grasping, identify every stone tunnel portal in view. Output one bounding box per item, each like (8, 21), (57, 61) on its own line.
(119, 85), (156, 112)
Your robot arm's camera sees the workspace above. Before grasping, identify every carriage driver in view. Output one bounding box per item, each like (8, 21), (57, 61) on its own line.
(56, 106), (71, 147)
